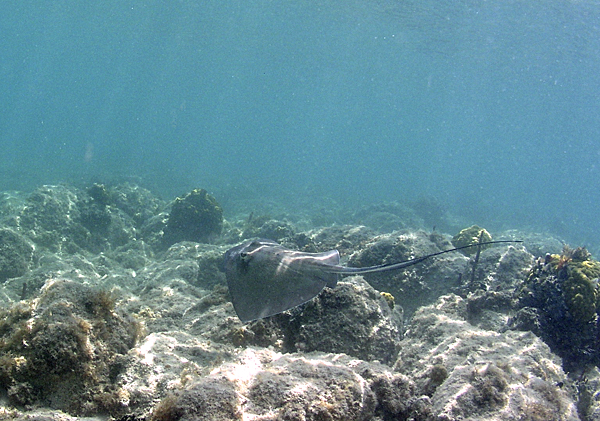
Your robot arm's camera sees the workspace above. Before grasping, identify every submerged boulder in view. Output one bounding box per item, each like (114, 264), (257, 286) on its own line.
(451, 225), (493, 256)
(150, 348), (430, 421)
(397, 294), (579, 421)
(513, 246), (600, 371)
(0, 228), (33, 282)
(0, 279), (140, 415)
(162, 189), (223, 248)
(348, 231), (469, 318)
(220, 277), (403, 365)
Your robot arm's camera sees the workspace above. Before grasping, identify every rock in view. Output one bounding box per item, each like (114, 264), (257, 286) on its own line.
(112, 331), (235, 419)
(0, 279), (141, 415)
(348, 231), (469, 318)
(152, 377), (242, 421)
(159, 242), (228, 290)
(0, 228), (33, 282)
(148, 348), (431, 421)
(465, 245), (534, 330)
(110, 182), (164, 227)
(241, 217), (295, 242)
(288, 276), (403, 364)
(0, 182), (591, 421)
(451, 225), (493, 256)
(396, 294), (580, 421)
(221, 276), (403, 365)
(351, 201), (424, 233)
(161, 189), (223, 248)
(2, 184), (158, 255)
(513, 248), (600, 371)
(308, 224), (375, 257)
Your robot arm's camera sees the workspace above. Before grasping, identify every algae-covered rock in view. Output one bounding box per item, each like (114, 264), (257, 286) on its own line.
(397, 294), (579, 421)
(162, 189), (223, 248)
(87, 183), (112, 206)
(0, 228), (34, 282)
(0, 182), (588, 421)
(110, 182), (165, 227)
(9, 184), (143, 254)
(514, 246), (600, 371)
(159, 242), (227, 289)
(152, 377), (242, 421)
(216, 276), (403, 364)
(241, 216), (294, 242)
(451, 225), (493, 255)
(289, 276), (403, 364)
(18, 185), (83, 252)
(0, 279), (140, 415)
(150, 348), (429, 421)
(347, 231), (469, 318)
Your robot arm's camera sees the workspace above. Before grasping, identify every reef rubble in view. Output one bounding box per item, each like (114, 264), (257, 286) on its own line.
(0, 183), (594, 420)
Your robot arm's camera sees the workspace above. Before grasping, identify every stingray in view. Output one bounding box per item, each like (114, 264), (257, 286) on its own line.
(223, 238), (521, 322)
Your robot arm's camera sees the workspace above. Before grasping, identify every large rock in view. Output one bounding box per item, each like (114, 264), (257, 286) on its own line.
(396, 294), (579, 421)
(148, 348), (431, 421)
(348, 231), (470, 318)
(0, 279), (140, 414)
(217, 277), (403, 365)
(0, 228), (33, 282)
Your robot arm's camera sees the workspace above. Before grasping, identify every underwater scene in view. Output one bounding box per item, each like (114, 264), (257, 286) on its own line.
(1, 1), (600, 420)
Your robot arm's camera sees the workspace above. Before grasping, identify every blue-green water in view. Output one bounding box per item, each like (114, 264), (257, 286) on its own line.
(1, 0), (599, 247)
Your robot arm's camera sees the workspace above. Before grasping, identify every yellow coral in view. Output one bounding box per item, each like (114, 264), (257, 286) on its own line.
(380, 292), (395, 309)
(564, 267), (598, 323)
(451, 225), (493, 256)
(579, 259), (600, 280)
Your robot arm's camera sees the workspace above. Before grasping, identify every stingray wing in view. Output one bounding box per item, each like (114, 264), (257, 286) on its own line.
(223, 239), (340, 322)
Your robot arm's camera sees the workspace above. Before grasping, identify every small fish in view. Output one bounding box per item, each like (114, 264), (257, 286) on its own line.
(223, 238), (521, 322)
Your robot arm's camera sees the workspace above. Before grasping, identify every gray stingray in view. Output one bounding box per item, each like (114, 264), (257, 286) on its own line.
(223, 238), (520, 322)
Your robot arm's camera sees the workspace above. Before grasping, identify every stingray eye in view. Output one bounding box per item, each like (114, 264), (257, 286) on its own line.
(240, 252), (250, 262)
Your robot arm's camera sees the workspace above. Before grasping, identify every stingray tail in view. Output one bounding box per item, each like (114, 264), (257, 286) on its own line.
(334, 240), (523, 274)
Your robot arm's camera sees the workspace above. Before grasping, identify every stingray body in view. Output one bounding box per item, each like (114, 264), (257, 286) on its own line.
(223, 238), (520, 322)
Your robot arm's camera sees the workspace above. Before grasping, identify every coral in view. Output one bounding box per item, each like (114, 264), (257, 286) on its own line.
(451, 225), (493, 255)
(563, 267), (597, 323)
(514, 246), (600, 371)
(162, 189), (223, 248)
(380, 291), (395, 309)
